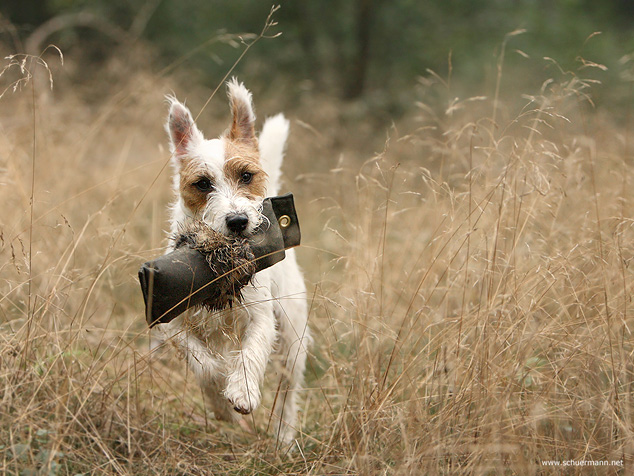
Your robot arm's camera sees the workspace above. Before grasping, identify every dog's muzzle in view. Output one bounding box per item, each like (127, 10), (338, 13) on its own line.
(138, 193), (301, 327)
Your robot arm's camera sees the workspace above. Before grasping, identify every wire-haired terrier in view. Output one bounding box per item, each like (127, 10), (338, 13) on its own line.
(157, 78), (310, 445)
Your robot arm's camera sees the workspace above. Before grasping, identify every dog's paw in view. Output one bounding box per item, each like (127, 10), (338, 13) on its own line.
(233, 402), (254, 415)
(224, 381), (261, 415)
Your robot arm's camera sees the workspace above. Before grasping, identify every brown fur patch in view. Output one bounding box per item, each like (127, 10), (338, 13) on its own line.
(229, 100), (256, 145)
(178, 158), (213, 217)
(176, 139), (266, 218)
(223, 140), (267, 199)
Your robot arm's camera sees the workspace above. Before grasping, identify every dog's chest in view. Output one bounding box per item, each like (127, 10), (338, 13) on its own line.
(182, 305), (250, 351)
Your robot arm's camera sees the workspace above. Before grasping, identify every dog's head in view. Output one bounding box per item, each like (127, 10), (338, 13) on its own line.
(166, 79), (266, 237)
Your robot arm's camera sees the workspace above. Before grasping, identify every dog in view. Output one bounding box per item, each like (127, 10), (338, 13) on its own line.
(156, 78), (310, 445)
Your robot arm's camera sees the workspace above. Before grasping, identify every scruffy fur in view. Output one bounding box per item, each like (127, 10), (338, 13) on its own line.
(173, 221), (256, 311)
(156, 79), (310, 445)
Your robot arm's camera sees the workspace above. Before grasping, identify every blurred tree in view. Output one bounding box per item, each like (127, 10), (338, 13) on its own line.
(343, 0), (376, 99)
(1, 0), (633, 106)
(1, 0), (51, 27)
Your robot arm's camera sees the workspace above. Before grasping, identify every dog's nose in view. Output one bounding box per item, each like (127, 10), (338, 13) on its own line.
(226, 213), (249, 233)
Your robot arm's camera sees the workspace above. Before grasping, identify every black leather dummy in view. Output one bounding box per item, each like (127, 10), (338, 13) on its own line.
(139, 194), (300, 327)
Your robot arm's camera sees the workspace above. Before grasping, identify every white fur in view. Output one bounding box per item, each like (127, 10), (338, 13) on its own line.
(201, 171), (264, 237)
(226, 77), (256, 124)
(157, 81), (310, 445)
(259, 113), (290, 195)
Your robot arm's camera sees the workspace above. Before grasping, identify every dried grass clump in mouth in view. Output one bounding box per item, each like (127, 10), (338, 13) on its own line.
(173, 220), (257, 311)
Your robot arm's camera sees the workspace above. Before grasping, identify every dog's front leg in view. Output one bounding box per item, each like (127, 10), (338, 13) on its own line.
(224, 283), (276, 415)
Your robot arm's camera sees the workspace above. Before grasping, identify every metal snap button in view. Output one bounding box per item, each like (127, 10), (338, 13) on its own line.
(278, 215), (291, 228)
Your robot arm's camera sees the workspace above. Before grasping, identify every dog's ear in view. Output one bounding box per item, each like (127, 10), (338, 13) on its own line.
(166, 97), (203, 158)
(227, 78), (256, 145)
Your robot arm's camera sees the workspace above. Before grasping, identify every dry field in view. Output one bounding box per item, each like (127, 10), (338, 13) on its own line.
(1, 45), (634, 475)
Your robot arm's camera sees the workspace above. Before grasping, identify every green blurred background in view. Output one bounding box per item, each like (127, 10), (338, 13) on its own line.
(2, 0), (634, 118)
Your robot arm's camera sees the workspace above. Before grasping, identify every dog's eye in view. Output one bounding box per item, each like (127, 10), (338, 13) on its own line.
(193, 178), (213, 192)
(240, 172), (253, 184)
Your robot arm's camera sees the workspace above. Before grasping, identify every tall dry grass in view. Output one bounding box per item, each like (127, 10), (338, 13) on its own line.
(1, 44), (633, 475)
